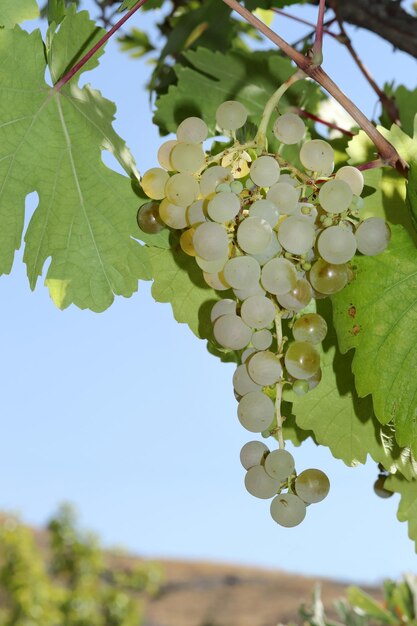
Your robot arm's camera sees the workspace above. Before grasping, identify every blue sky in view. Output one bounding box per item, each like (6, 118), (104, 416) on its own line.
(1, 0), (417, 584)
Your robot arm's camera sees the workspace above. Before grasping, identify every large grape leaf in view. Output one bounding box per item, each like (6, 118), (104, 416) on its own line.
(289, 304), (417, 477)
(0, 0), (39, 27)
(385, 473), (417, 551)
(154, 48), (323, 136)
(332, 226), (417, 456)
(0, 14), (151, 312)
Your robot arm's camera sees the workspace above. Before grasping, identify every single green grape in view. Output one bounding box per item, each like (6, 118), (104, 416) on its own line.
(295, 468), (330, 504)
(137, 201), (165, 234)
(373, 474), (393, 499)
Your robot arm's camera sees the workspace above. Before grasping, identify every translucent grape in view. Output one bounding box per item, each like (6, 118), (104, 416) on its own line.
(203, 272), (229, 291)
(270, 494), (306, 527)
(250, 233), (282, 266)
(242, 347), (256, 363)
(355, 217), (391, 256)
(170, 142), (205, 173)
(285, 341), (320, 379)
(193, 222), (229, 260)
(216, 100), (248, 131)
(231, 180), (243, 194)
(223, 256), (261, 290)
(214, 314), (252, 349)
(318, 225), (357, 264)
(279, 174), (298, 187)
(264, 449), (295, 480)
(210, 298), (236, 322)
(335, 165), (364, 196)
(278, 217), (315, 255)
(157, 140), (177, 170)
(252, 329), (273, 350)
(159, 199), (187, 229)
(233, 282), (265, 301)
(237, 217), (272, 254)
(308, 368), (322, 390)
(137, 201), (165, 234)
(261, 258), (298, 295)
(176, 116), (208, 143)
(249, 199), (279, 228)
(247, 350), (282, 386)
(179, 228), (196, 256)
(293, 380), (310, 396)
(195, 255), (227, 273)
(187, 200), (206, 226)
(200, 166), (233, 197)
(250, 156), (280, 187)
(240, 441), (269, 470)
(240, 295), (276, 329)
(299, 139), (334, 176)
(295, 468), (330, 504)
(273, 113), (306, 144)
(233, 364), (262, 397)
(309, 259), (349, 295)
(238, 391), (275, 433)
(207, 191), (241, 222)
(141, 168), (170, 200)
(276, 278), (312, 311)
(319, 179), (353, 214)
(292, 313), (327, 344)
(245, 466), (280, 499)
(266, 183), (300, 215)
(165, 173), (200, 206)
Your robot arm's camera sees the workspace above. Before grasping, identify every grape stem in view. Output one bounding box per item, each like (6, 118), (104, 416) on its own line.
(198, 141), (257, 174)
(255, 69), (305, 150)
(272, 8), (338, 40)
(53, 0), (148, 92)
(275, 312), (285, 450)
(311, 0), (326, 65)
(221, 0), (408, 176)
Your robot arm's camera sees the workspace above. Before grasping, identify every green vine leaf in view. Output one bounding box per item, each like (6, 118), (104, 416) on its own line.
(0, 0), (39, 27)
(332, 225), (417, 456)
(0, 22), (150, 312)
(385, 473), (417, 551)
(406, 160), (417, 231)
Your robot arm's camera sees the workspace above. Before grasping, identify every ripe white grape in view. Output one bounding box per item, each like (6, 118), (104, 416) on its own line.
(200, 166), (233, 197)
(193, 222), (229, 260)
(355, 217), (391, 256)
(266, 183), (300, 215)
(242, 347), (257, 363)
(237, 217), (272, 254)
(159, 199), (187, 229)
(293, 203), (318, 224)
(207, 191), (241, 222)
(157, 140), (177, 170)
(250, 233), (282, 266)
(292, 379), (310, 396)
(170, 142), (205, 173)
(309, 259), (349, 295)
(318, 225), (357, 264)
(223, 256), (261, 290)
(264, 449), (295, 480)
(273, 113), (306, 144)
(176, 116), (208, 143)
(165, 173), (200, 206)
(335, 165), (364, 196)
(247, 350), (282, 386)
(295, 468), (330, 503)
(299, 139), (334, 176)
(233, 364), (262, 397)
(245, 466), (280, 499)
(137, 201), (165, 234)
(285, 341), (320, 379)
(252, 329), (273, 350)
(292, 313), (327, 344)
(216, 100), (248, 131)
(261, 258), (298, 296)
(250, 156), (280, 187)
(270, 493), (306, 527)
(141, 167), (170, 199)
(187, 200), (206, 226)
(233, 282), (265, 301)
(319, 179), (353, 214)
(278, 217), (315, 255)
(276, 278), (312, 311)
(240, 441), (269, 470)
(308, 367), (322, 390)
(238, 390), (275, 432)
(180, 228), (196, 256)
(211, 298), (236, 322)
(279, 174), (298, 187)
(249, 199), (280, 227)
(214, 314), (252, 349)
(240, 295), (276, 329)
(203, 272), (229, 291)
(195, 255), (227, 273)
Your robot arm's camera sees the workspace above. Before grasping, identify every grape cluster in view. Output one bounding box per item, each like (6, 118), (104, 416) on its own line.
(138, 98), (391, 527)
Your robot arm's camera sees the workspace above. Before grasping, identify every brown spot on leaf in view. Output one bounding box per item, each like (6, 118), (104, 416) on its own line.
(348, 305), (356, 319)
(351, 325), (361, 336)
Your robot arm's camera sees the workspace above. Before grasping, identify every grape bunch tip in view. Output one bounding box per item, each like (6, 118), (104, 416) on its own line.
(138, 96), (391, 529)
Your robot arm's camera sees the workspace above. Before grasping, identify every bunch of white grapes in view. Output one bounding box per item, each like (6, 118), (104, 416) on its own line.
(138, 98), (391, 527)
